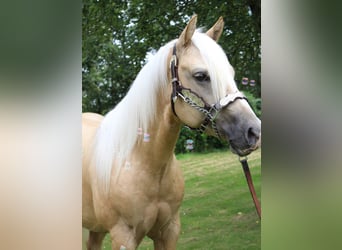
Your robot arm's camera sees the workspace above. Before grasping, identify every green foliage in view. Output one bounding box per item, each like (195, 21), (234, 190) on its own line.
(83, 0), (261, 112)
(243, 90), (262, 118)
(175, 127), (228, 154)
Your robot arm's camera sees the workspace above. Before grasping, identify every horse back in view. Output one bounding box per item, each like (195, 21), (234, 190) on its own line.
(82, 112), (103, 165)
(82, 112), (104, 229)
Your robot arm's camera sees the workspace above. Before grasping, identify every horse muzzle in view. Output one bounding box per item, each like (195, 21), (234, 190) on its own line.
(215, 104), (261, 156)
(229, 131), (261, 156)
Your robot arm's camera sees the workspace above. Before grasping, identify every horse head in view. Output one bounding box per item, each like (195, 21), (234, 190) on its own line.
(170, 15), (261, 156)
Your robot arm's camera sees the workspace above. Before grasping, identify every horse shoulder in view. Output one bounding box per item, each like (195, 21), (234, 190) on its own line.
(164, 156), (184, 204)
(158, 156), (184, 218)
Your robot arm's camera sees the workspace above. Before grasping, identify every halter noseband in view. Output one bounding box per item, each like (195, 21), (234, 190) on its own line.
(170, 43), (248, 138)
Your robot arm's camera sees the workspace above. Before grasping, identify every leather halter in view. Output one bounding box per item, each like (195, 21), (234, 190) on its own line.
(170, 43), (248, 137)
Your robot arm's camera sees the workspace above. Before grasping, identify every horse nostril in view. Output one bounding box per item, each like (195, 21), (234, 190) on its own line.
(247, 127), (260, 146)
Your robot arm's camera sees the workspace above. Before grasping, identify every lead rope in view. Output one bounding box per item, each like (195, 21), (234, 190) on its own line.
(239, 156), (261, 219)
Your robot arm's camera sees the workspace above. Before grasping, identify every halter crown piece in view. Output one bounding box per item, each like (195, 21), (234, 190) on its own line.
(170, 43), (248, 138)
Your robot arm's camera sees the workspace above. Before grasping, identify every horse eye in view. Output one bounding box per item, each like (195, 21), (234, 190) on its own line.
(193, 72), (210, 82)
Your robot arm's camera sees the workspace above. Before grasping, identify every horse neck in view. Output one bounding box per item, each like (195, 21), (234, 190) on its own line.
(133, 91), (181, 173)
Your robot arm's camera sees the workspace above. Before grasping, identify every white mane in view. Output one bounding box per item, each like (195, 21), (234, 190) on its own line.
(191, 32), (238, 101)
(94, 40), (174, 191)
(94, 31), (236, 191)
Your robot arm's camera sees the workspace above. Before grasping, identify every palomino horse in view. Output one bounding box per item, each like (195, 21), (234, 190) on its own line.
(83, 15), (261, 250)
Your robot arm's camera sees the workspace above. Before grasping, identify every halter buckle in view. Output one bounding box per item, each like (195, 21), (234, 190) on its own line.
(172, 95), (178, 102)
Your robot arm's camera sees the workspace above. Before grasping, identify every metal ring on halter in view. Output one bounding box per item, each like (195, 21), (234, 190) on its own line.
(239, 155), (248, 163)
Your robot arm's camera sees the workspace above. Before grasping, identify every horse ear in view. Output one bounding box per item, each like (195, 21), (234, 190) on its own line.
(206, 16), (224, 42)
(177, 15), (197, 50)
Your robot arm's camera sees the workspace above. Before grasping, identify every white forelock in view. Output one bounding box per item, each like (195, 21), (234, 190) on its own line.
(192, 32), (237, 102)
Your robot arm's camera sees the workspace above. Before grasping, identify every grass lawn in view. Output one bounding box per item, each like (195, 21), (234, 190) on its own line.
(98, 149), (261, 249)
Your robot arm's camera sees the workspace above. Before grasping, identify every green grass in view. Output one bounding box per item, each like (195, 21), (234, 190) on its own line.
(100, 149), (261, 249)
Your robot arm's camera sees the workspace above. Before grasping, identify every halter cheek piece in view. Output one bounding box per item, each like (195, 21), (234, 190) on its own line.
(170, 43), (248, 138)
